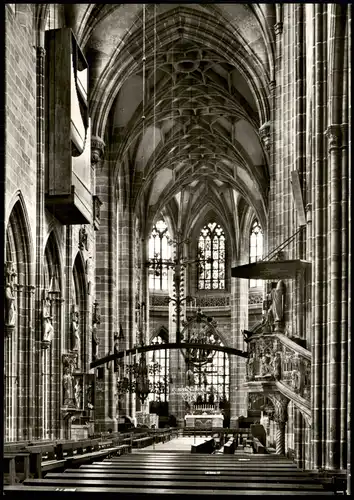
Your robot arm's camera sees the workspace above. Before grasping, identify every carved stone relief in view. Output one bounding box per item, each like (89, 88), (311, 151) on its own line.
(267, 393), (289, 424)
(247, 334), (311, 400)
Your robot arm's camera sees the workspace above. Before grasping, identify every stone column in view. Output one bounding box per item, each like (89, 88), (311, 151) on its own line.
(311, 3), (327, 469)
(326, 125), (342, 469)
(269, 393), (289, 455)
(34, 44), (46, 441)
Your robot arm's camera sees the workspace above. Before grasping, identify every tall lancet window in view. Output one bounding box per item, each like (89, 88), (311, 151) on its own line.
(148, 219), (171, 290)
(197, 222), (225, 290)
(249, 219), (263, 288)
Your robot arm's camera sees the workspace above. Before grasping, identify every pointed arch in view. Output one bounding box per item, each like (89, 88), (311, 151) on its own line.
(5, 197), (33, 442)
(72, 252), (88, 370)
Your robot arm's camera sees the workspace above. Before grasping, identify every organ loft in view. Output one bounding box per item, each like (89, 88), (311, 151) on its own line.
(3, 3), (351, 496)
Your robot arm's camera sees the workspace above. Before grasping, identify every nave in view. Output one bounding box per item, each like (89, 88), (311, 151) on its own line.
(4, 438), (342, 496)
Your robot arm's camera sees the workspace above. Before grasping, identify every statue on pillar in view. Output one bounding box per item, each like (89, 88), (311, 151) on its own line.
(62, 353), (77, 407)
(92, 302), (100, 361)
(71, 307), (80, 351)
(42, 294), (54, 346)
(79, 225), (88, 251)
(74, 378), (82, 409)
(246, 352), (256, 381)
(262, 281), (286, 333)
(5, 261), (17, 328)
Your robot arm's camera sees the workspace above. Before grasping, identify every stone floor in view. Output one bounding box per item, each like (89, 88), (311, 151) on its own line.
(133, 436), (214, 453)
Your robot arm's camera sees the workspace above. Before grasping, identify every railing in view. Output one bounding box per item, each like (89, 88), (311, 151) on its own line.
(246, 333), (311, 402)
(190, 404), (219, 414)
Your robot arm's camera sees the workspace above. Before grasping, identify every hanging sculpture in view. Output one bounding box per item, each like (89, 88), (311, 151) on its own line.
(135, 351), (149, 403)
(180, 308), (221, 365)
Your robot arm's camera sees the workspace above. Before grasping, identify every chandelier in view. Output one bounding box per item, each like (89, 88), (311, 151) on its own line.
(116, 342), (168, 403)
(181, 308), (221, 365)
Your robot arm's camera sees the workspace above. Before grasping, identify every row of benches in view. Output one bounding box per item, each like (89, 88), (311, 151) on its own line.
(4, 428), (178, 485)
(4, 452), (346, 495)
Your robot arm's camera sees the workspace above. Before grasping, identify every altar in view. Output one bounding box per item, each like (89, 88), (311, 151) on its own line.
(185, 413), (224, 428)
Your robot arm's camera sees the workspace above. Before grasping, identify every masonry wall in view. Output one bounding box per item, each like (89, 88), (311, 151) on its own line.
(5, 5), (37, 231)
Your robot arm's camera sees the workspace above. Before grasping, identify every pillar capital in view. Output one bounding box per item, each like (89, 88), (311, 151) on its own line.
(36, 46), (46, 58)
(325, 125), (342, 150)
(274, 22), (283, 37)
(91, 136), (106, 166)
(269, 80), (276, 94)
(268, 392), (289, 425)
(259, 121), (271, 153)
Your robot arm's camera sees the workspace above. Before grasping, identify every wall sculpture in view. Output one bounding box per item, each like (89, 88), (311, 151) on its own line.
(4, 261), (17, 329)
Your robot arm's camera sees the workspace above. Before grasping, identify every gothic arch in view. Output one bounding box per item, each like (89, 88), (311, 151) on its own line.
(72, 252), (88, 370)
(5, 198), (33, 441)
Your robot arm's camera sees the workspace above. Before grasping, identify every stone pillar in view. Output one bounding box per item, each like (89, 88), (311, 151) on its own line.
(311, 3), (327, 469)
(229, 277), (248, 427)
(326, 125), (342, 470)
(294, 408), (304, 468)
(34, 44), (46, 441)
(269, 393), (289, 455)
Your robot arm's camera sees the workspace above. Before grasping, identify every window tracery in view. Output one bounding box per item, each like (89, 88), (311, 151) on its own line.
(197, 222), (225, 290)
(148, 219), (172, 290)
(249, 219), (263, 288)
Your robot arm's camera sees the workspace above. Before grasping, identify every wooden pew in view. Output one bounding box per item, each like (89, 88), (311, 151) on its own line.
(19, 477), (334, 493)
(3, 451), (31, 484)
(132, 436), (153, 449)
(191, 437), (215, 454)
(25, 443), (59, 478)
(252, 437), (267, 454)
(3, 485), (335, 495)
(223, 438), (235, 454)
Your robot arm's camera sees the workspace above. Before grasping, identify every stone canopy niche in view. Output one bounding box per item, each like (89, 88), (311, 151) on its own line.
(45, 28), (92, 224)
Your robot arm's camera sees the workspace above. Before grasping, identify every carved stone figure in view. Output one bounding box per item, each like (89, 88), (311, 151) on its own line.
(260, 352), (272, 377)
(92, 302), (100, 360)
(186, 369), (195, 386)
(43, 317), (54, 343)
(79, 225), (88, 251)
(271, 280), (286, 330)
(272, 351), (282, 380)
(74, 379), (82, 409)
(63, 367), (74, 406)
(42, 296), (54, 343)
(72, 309), (80, 351)
(5, 262), (17, 327)
(92, 323), (100, 360)
(246, 352), (256, 381)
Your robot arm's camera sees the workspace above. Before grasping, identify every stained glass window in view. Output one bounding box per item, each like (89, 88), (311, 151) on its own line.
(197, 222), (225, 290)
(148, 219), (172, 290)
(186, 346), (229, 407)
(147, 335), (169, 403)
(249, 219), (263, 288)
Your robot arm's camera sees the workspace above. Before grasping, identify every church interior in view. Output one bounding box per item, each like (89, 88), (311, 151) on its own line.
(3, 3), (351, 496)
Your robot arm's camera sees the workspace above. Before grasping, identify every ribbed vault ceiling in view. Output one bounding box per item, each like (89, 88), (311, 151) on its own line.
(61, 3), (275, 248)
